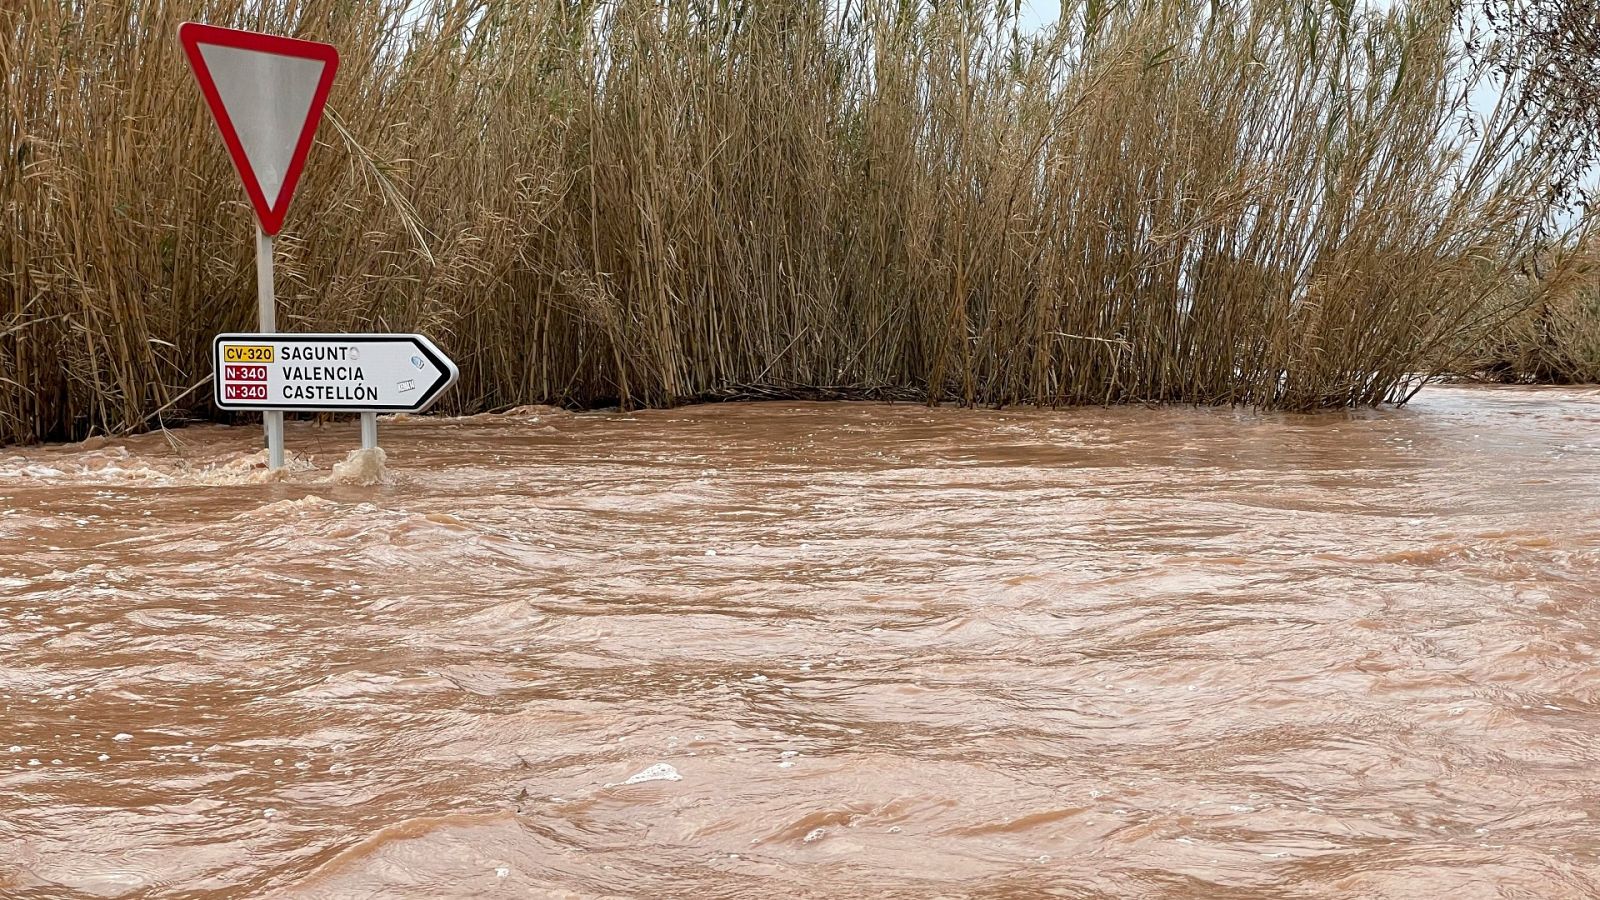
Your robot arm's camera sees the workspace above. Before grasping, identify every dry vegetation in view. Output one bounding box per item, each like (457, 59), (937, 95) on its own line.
(1460, 240), (1600, 383)
(0, 0), (1581, 444)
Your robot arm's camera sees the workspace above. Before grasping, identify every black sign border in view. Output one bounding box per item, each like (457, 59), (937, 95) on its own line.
(212, 333), (457, 413)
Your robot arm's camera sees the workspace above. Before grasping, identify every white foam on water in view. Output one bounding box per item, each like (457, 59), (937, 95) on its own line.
(35, 445), (324, 486)
(610, 763), (682, 787)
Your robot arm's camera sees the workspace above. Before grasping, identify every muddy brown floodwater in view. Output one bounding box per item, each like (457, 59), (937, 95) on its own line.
(3, 385), (1600, 898)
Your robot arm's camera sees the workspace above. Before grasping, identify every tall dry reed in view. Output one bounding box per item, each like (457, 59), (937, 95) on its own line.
(1454, 238), (1600, 382)
(0, 0), (1578, 444)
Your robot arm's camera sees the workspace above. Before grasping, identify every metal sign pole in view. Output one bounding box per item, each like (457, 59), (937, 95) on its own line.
(255, 223), (285, 469)
(360, 412), (377, 451)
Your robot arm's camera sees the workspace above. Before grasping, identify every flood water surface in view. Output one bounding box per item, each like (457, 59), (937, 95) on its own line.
(3, 385), (1600, 898)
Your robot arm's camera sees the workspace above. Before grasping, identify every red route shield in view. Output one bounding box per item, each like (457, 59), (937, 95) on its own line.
(178, 23), (339, 235)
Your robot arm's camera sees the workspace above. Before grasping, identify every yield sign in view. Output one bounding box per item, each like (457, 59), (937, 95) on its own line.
(179, 23), (339, 235)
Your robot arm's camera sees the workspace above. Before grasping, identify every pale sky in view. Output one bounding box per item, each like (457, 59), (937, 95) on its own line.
(1018, 1), (1056, 32)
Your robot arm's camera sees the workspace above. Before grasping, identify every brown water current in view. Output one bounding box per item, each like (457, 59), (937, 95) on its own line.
(3, 384), (1600, 898)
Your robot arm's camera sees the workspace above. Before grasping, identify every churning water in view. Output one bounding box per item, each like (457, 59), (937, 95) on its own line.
(3, 385), (1600, 898)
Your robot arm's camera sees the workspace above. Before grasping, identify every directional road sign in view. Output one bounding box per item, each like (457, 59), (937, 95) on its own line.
(213, 334), (459, 413)
(179, 23), (338, 235)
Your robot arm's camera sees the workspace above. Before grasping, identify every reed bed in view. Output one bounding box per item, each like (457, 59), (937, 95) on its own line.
(1457, 239), (1600, 383)
(0, 0), (1578, 444)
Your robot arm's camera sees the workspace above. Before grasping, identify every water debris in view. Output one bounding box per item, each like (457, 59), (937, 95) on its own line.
(223, 449), (312, 483)
(803, 827), (826, 843)
(609, 763), (682, 787)
(112, 733), (132, 742)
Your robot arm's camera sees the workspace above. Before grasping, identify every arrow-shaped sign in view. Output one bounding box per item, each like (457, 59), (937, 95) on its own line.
(179, 23), (338, 235)
(213, 334), (459, 413)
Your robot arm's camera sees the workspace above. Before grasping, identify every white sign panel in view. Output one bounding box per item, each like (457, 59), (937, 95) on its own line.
(213, 333), (458, 413)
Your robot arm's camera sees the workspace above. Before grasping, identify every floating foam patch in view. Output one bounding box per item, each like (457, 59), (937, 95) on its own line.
(608, 763), (682, 787)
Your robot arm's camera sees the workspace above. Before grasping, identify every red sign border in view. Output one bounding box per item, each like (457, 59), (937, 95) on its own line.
(178, 22), (339, 236)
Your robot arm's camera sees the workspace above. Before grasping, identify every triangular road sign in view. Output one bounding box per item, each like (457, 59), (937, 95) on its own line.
(179, 23), (339, 235)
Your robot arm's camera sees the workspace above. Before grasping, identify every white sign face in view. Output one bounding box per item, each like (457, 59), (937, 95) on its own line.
(213, 333), (459, 413)
(195, 42), (326, 208)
